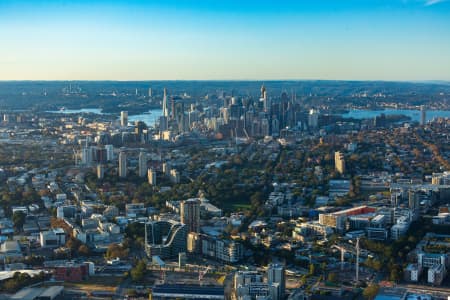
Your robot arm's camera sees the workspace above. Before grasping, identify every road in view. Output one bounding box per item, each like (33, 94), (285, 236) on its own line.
(115, 277), (132, 299)
(397, 283), (450, 298)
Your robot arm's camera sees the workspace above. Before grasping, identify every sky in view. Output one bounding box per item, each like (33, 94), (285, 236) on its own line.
(0, 0), (450, 81)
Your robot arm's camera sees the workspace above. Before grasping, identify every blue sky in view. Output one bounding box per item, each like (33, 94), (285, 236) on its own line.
(0, 0), (450, 80)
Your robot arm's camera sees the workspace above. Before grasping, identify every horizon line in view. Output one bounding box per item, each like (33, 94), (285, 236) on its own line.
(0, 79), (449, 84)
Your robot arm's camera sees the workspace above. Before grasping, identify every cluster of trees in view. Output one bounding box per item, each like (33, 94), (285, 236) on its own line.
(363, 284), (380, 300)
(0, 144), (48, 167)
(130, 259), (148, 282)
(360, 218), (449, 283)
(105, 243), (129, 259)
(124, 222), (145, 249)
(2, 189), (42, 219)
(12, 211), (26, 231)
(66, 237), (90, 257)
(0, 271), (49, 293)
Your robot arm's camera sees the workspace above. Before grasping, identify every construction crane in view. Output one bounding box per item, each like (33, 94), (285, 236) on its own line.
(331, 245), (346, 271)
(349, 237), (361, 283)
(161, 269), (166, 284)
(356, 237), (360, 282)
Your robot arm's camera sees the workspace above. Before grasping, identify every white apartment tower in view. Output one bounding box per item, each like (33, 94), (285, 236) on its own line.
(120, 111), (128, 127)
(118, 151), (127, 178)
(138, 152), (147, 177)
(180, 199), (200, 233)
(148, 168), (156, 185)
(267, 264), (285, 300)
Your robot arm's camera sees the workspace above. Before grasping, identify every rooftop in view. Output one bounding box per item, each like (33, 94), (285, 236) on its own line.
(152, 284), (224, 296)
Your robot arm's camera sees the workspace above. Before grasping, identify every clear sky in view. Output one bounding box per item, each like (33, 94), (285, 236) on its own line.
(1, 0), (450, 81)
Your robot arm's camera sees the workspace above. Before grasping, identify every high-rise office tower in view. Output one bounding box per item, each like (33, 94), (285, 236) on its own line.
(335, 151), (346, 174)
(271, 117), (280, 137)
(148, 87), (152, 98)
(408, 189), (420, 212)
(180, 199), (200, 233)
(308, 108), (319, 129)
(105, 145), (114, 161)
(171, 96), (175, 121)
(420, 105), (426, 126)
(118, 151), (127, 178)
(261, 118), (270, 137)
(170, 169), (180, 183)
(162, 162), (171, 176)
(138, 152), (147, 177)
(97, 164), (105, 179)
(260, 84), (266, 99)
(260, 84), (270, 113)
(120, 111), (128, 127)
(162, 88), (169, 118)
(159, 115), (168, 132)
(81, 147), (92, 166)
(148, 168), (156, 185)
(267, 264), (285, 300)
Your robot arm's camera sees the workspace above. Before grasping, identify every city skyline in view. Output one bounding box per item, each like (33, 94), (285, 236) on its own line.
(1, 0), (450, 81)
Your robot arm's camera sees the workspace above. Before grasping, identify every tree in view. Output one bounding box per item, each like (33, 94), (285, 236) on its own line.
(309, 263), (315, 275)
(65, 237), (83, 257)
(363, 284), (380, 300)
(78, 244), (90, 256)
(12, 211), (26, 231)
(105, 243), (129, 259)
(125, 222), (145, 241)
(327, 272), (338, 283)
(130, 259), (147, 282)
(389, 264), (402, 282)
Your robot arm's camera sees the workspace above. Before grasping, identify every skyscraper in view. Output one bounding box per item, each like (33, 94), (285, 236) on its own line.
(120, 111), (128, 127)
(180, 199), (200, 233)
(97, 164), (105, 179)
(148, 168), (156, 185)
(81, 147), (92, 166)
(308, 108), (319, 129)
(170, 169), (180, 183)
(260, 84), (270, 113)
(267, 264), (285, 300)
(162, 162), (171, 176)
(118, 151), (127, 178)
(138, 152), (147, 177)
(420, 105), (426, 126)
(159, 115), (168, 132)
(105, 144), (114, 161)
(162, 88), (169, 118)
(335, 151), (346, 174)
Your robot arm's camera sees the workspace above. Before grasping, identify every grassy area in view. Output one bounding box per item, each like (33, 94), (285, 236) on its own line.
(230, 203), (252, 210)
(218, 200), (252, 213)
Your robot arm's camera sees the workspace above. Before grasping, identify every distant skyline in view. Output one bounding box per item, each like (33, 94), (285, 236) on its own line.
(1, 0), (450, 81)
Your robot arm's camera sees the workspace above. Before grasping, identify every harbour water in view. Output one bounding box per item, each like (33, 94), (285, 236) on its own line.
(48, 108), (104, 114)
(48, 108), (163, 127)
(128, 109), (163, 127)
(48, 108), (449, 125)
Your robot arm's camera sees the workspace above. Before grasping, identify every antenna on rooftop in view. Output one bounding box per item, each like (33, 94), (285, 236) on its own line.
(355, 237), (360, 283)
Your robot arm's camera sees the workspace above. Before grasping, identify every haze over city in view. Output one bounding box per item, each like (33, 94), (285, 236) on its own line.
(1, 0), (450, 81)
